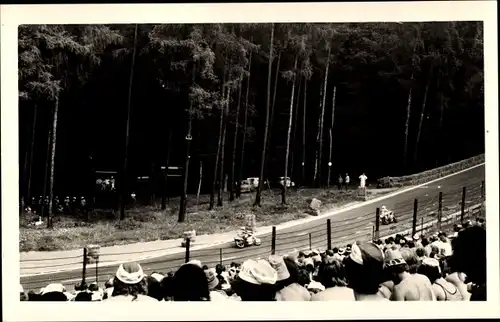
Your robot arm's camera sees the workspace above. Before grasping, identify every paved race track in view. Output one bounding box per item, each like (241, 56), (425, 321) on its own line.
(21, 165), (485, 292)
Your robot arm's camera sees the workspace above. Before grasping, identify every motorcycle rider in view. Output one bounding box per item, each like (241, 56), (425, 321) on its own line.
(380, 205), (395, 223)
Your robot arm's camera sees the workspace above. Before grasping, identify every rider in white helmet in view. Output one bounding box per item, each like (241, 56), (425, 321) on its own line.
(380, 205), (395, 222)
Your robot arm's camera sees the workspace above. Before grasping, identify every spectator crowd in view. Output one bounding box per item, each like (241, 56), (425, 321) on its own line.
(21, 220), (486, 302)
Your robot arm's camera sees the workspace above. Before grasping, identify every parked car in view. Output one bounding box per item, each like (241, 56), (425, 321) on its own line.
(240, 177), (260, 193)
(278, 176), (295, 188)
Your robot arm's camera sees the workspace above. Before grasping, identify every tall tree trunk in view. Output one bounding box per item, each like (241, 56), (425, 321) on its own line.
(238, 52), (252, 199)
(217, 86), (230, 207)
(438, 94), (445, 167)
(209, 67), (227, 210)
(436, 67), (444, 167)
(263, 51), (282, 181)
(230, 73), (244, 202)
(317, 49), (330, 188)
(47, 93), (60, 228)
(42, 124), (52, 219)
(22, 151), (28, 203)
(196, 161), (203, 205)
(413, 66), (434, 167)
(290, 74), (302, 181)
(120, 24), (138, 221)
(313, 80), (323, 186)
(282, 56), (299, 205)
(178, 63), (196, 223)
(26, 103), (38, 201)
(161, 128), (173, 210)
(403, 72), (414, 171)
(302, 78), (307, 186)
(254, 23), (274, 207)
(327, 86), (337, 188)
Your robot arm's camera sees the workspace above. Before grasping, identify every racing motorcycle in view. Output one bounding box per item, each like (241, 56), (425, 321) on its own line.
(234, 227), (261, 249)
(380, 206), (397, 225)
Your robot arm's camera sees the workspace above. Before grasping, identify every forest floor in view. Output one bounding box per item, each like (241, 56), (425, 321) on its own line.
(19, 186), (394, 252)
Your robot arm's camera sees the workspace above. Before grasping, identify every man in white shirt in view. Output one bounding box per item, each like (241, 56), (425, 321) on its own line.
(359, 173), (368, 188)
(345, 173), (350, 190)
(437, 232), (453, 257)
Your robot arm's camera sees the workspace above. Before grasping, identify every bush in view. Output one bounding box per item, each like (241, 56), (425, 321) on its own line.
(114, 218), (143, 230)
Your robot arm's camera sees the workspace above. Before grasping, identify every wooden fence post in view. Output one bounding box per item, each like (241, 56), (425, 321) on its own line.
(412, 199), (418, 237)
(461, 187), (466, 224)
(271, 226), (276, 255)
(327, 219), (332, 250)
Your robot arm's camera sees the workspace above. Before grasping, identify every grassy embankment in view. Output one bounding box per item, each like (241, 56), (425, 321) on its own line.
(20, 187), (391, 252)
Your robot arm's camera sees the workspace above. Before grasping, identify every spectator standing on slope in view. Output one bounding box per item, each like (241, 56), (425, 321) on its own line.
(337, 174), (343, 190)
(344, 173), (350, 190)
(359, 173), (368, 189)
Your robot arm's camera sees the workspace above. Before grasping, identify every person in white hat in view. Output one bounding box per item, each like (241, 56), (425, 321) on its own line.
(39, 283), (68, 301)
(412, 234), (423, 249)
(232, 259), (278, 301)
(271, 255), (311, 301)
(344, 242), (387, 301)
(106, 262), (157, 302)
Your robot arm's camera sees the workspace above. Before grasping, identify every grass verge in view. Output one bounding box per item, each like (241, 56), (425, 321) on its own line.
(19, 187), (395, 252)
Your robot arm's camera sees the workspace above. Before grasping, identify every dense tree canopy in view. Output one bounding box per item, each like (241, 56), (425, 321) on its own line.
(18, 22), (484, 212)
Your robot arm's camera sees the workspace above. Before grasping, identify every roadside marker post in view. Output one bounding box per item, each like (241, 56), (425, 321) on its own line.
(309, 233), (312, 250)
(374, 208), (380, 240)
(219, 248), (223, 266)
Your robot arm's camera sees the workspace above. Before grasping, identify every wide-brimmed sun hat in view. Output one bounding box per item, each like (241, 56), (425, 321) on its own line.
(186, 260), (202, 268)
(40, 283), (66, 295)
(115, 262), (145, 284)
(307, 281), (326, 292)
(268, 255), (291, 281)
(421, 257), (441, 274)
(349, 242), (384, 266)
(150, 273), (164, 283)
(238, 259), (277, 285)
(384, 249), (407, 267)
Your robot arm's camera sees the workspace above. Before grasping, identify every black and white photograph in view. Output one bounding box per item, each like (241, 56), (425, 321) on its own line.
(2, 1), (499, 320)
